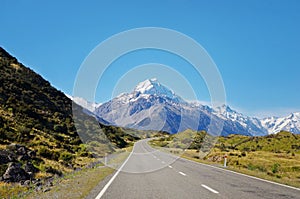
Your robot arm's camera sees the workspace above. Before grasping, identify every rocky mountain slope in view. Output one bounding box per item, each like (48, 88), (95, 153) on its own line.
(0, 47), (138, 185)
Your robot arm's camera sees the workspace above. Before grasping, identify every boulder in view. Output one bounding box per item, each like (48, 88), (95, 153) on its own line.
(2, 162), (30, 182)
(27, 150), (36, 158)
(22, 180), (31, 187)
(16, 146), (28, 155)
(6, 143), (21, 151)
(0, 150), (13, 164)
(18, 154), (30, 161)
(24, 162), (39, 173)
(32, 179), (42, 187)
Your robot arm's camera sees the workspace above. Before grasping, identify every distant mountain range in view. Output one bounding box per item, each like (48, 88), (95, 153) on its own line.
(66, 95), (101, 112)
(89, 78), (300, 135)
(261, 113), (300, 134)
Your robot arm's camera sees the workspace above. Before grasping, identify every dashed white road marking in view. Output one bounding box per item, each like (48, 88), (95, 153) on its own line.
(179, 172), (186, 176)
(201, 184), (219, 194)
(168, 165), (173, 168)
(161, 161), (165, 164)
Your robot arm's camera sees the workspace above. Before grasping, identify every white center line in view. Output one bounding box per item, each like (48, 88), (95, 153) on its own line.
(201, 184), (219, 194)
(168, 165), (173, 168)
(179, 171), (186, 176)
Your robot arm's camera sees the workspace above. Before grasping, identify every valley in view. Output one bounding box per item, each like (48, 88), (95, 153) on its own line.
(2, 1), (300, 199)
(0, 47), (299, 198)
(0, 47), (160, 198)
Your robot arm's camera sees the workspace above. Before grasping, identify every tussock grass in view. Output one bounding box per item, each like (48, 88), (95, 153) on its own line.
(26, 166), (114, 199)
(150, 130), (300, 188)
(0, 182), (28, 199)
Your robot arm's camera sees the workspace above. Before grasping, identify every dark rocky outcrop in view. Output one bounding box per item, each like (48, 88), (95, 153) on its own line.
(0, 143), (39, 183)
(2, 162), (30, 182)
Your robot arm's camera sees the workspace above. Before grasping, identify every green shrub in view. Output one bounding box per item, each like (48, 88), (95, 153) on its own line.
(59, 151), (73, 163)
(51, 150), (60, 161)
(0, 164), (8, 176)
(45, 166), (63, 176)
(272, 163), (281, 174)
(257, 165), (267, 172)
(247, 163), (256, 171)
(38, 147), (53, 159)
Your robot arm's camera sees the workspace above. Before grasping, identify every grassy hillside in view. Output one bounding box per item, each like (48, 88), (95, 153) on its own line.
(0, 47), (139, 185)
(150, 130), (300, 188)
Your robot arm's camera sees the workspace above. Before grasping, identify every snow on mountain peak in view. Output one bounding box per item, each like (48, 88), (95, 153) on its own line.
(133, 78), (185, 103)
(94, 78), (300, 135)
(260, 112), (300, 134)
(215, 104), (235, 114)
(134, 78), (168, 94)
(67, 95), (101, 112)
(134, 78), (157, 93)
(289, 112), (300, 120)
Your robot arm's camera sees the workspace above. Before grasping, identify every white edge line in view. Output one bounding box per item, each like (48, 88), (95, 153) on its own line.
(179, 171), (186, 176)
(181, 156), (300, 191)
(148, 140), (300, 191)
(201, 184), (219, 194)
(95, 143), (136, 199)
(149, 143), (300, 192)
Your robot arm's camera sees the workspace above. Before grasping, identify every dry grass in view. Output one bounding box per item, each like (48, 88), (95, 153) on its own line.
(0, 144), (7, 150)
(0, 145), (133, 199)
(181, 149), (300, 188)
(0, 182), (28, 199)
(150, 130), (300, 188)
(105, 146), (133, 168)
(10, 63), (21, 71)
(25, 166), (114, 199)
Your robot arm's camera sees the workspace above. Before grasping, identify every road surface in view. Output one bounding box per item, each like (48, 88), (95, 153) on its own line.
(93, 139), (300, 199)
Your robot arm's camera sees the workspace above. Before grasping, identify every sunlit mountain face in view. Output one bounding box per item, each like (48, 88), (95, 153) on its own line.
(92, 79), (299, 135)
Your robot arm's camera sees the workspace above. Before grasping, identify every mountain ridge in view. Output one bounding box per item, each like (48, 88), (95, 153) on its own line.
(94, 79), (300, 135)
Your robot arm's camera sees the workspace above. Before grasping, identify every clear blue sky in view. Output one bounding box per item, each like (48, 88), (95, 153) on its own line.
(1, 0), (300, 118)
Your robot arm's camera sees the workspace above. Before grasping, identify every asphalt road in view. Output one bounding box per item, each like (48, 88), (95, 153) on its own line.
(94, 139), (300, 199)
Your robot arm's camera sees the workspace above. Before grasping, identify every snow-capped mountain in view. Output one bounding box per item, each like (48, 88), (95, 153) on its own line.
(212, 105), (267, 136)
(66, 95), (101, 112)
(95, 79), (198, 134)
(261, 113), (300, 134)
(133, 78), (185, 103)
(66, 94), (109, 125)
(94, 78), (300, 135)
